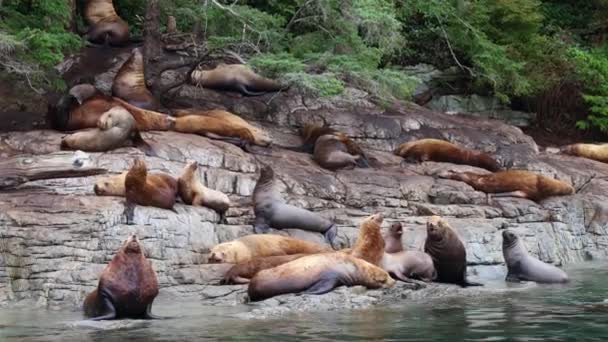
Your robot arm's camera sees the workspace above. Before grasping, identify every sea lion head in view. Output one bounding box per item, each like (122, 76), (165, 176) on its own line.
(258, 165), (274, 183)
(97, 106), (133, 130)
(123, 234), (143, 254)
(365, 213), (384, 225)
(426, 215), (448, 241)
(368, 264), (396, 288)
(94, 172), (127, 196)
(190, 69), (209, 84)
(502, 229), (519, 248)
(208, 242), (236, 263)
(389, 222), (403, 237)
(69, 84), (98, 105)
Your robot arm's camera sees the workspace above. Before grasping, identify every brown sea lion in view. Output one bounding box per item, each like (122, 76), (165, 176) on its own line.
(112, 48), (160, 110)
(502, 230), (569, 284)
(83, 234), (159, 320)
(560, 143), (608, 163)
(438, 170), (574, 202)
(394, 138), (501, 172)
(125, 158), (178, 210)
(208, 234), (332, 264)
(178, 161), (231, 217)
(48, 84), (174, 131)
(83, 0), (130, 46)
(247, 252), (395, 301)
(220, 254), (308, 285)
(172, 109), (271, 147)
(295, 123), (370, 168)
(60, 106), (150, 153)
(424, 216), (482, 287)
(190, 63), (286, 96)
(381, 251), (437, 283)
(384, 222), (404, 253)
(94, 170), (176, 197)
(252, 165), (338, 245)
(350, 213), (385, 266)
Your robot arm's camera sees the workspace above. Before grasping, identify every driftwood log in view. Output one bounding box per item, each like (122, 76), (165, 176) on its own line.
(0, 151), (107, 189)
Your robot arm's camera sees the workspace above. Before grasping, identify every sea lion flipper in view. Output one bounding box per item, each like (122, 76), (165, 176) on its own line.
(461, 280), (484, 287)
(323, 224), (338, 247)
(144, 304), (168, 320)
(253, 217), (271, 234)
(491, 191), (529, 199)
(505, 273), (521, 283)
(237, 84), (265, 96)
(356, 155), (371, 168)
(88, 296), (116, 321)
(303, 275), (339, 295)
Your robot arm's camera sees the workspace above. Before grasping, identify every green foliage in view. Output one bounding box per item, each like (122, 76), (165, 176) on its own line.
(283, 72), (345, 97)
(250, 53), (306, 78)
(569, 47), (608, 133)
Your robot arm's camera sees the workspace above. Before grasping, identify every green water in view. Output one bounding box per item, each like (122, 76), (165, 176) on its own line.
(1, 263), (607, 341)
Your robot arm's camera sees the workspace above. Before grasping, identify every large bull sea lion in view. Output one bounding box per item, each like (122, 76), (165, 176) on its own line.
(125, 158), (178, 210)
(208, 234), (332, 264)
(350, 213), (385, 266)
(252, 165), (338, 244)
(424, 216), (482, 287)
(178, 161), (231, 218)
(83, 235), (159, 320)
(560, 143), (608, 163)
(502, 230), (569, 284)
(220, 254), (308, 285)
(247, 252), (395, 301)
(112, 48), (160, 110)
(439, 170), (574, 202)
(190, 63), (286, 96)
(83, 0), (130, 46)
(394, 138), (501, 171)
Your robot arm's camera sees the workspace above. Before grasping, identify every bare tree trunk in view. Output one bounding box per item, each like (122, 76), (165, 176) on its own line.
(143, 0), (162, 96)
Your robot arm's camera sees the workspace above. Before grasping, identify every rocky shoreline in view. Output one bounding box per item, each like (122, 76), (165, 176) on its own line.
(1, 48), (608, 312)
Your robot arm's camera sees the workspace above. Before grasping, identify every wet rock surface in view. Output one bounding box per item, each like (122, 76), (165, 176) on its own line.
(1, 49), (608, 313)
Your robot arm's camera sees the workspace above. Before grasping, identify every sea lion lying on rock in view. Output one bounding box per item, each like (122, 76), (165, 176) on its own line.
(296, 123), (370, 169)
(220, 254), (308, 285)
(424, 216), (482, 287)
(83, 235), (159, 320)
(83, 0), (130, 46)
(395, 138), (501, 172)
(112, 48), (160, 110)
(125, 158), (178, 210)
(247, 252), (395, 301)
(208, 234), (332, 264)
(252, 165), (338, 244)
(438, 170), (574, 202)
(560, 143), (608, 163)
(178, 161), (230, 219)
(381, 222), (436, 283)
(190, 63), (286, 96)
(502, 230), (569, 284)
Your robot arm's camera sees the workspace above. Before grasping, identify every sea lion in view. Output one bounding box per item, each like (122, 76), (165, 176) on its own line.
(296, 123), (370, 168)
(394, 138), (501, 172)
(381, 251), (437, 283)
(125, 158), (178, 210)
(350, 213), (385, 266)
(83, 0), (130, 46)
(247, 252), (395, 301)
(560, 143), (608, 163)
(424, 216), (481, 287)
(220, 254), (308, 285)
(60, 106), (149, 152)
(384, 222), (404, 253)
(178, 161), (230, 217)
(252, 165), (338, 245)
(94, 170), (178, 197)
(208, 234), (331, 264)
(439, 170), (574, 202)
(172, 109), (271, 147)
(502, 230), (569, 284)
(190, 63), (286, 96)
(48, 84), (174, 131)
(83, 234), (159, 320)
(112, 48), (160, 110)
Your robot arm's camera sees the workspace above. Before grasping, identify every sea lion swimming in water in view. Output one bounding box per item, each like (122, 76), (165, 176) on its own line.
(560, 143), (608, 164)
(247, 252), (395, 301)
(252, 165), (338, 245)
(60, 106), (152, 153)
(394, 138), (501, 172)
(438, 170), (574, 202)
(48, 84), (174, 131)
(112, 48), (160, 110)
(208, 234), (331, 264)
(220, 254), (308, 285)
(424, 216), (482, 287)
(190, 63), (286, 96)
(83, 0), (130, 46)
(502, 230), (569, 284)
(125, 158), (178, 210)
(350, 213), (385, 266)
(83, 234), (159, 320)
(178, 161), (231, 219)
